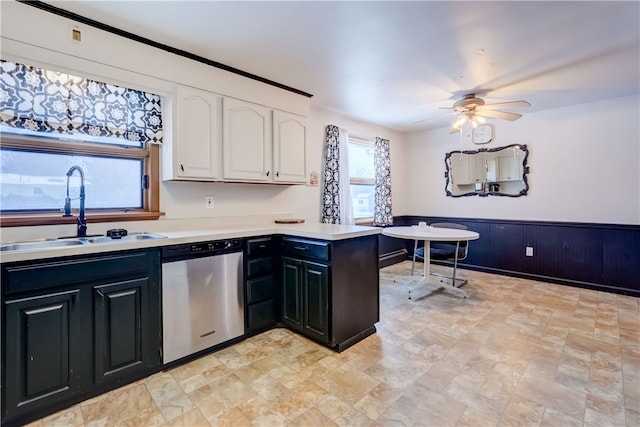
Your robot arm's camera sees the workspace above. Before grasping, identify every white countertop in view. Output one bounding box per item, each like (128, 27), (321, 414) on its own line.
(0, 223), (382, 263)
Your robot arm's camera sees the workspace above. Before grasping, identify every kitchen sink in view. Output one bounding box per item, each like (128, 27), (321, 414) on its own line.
(0, 239), (88, 252)
(83, 233), (167, 244)
(0, 233), (167, 253)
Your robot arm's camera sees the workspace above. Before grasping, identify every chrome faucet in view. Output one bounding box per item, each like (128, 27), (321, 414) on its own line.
(63, 165), (87, 237)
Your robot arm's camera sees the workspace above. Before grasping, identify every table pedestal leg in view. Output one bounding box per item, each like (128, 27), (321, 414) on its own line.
(409, 240), (430, 299)
(408, 239), (468, 299)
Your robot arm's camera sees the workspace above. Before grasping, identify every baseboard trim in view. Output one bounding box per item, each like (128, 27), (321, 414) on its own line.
(440, 261), (640, 298)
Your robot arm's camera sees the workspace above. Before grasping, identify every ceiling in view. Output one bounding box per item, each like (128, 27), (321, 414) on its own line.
(41, 1), (640, 133)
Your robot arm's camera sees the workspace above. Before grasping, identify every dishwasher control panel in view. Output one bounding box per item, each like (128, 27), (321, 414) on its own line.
(162, 239), (242, 262)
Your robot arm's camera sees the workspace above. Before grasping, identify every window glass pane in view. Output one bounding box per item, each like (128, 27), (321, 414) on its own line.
(348, 142), (375, 179)
(0, 149), (142, 211)
(351, 184), (375, 219)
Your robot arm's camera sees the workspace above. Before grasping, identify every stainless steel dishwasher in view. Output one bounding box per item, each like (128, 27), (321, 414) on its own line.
(161, 239), (244, 364)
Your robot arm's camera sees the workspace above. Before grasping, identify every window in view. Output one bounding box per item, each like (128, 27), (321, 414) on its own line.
(348, 138), (375, 221)
(0, 59), (163, 226)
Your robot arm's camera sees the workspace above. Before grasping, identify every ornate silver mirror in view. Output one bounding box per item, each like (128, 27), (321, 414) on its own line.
(445, 144), (529, 197)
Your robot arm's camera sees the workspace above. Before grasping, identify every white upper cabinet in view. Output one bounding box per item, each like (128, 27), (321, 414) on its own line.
(498, 155), (522, 181)
(222, 98), (272, 181)
(272, 111), (308, 183)
(165, 86), (220, 180)
(166, 92), (308, 184)
(451, 153), (482, 185)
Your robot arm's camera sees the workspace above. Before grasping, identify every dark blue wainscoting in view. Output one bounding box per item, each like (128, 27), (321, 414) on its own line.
(378, 216), (640, 297)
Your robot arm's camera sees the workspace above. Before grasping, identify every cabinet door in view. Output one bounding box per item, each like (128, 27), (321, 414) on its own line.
(498, 155), (521, 181)
(451, 153), (474, 185)
(3, 290), (81, 419)
(175, 86), (220, 179)
(93, 277), (158, 384)
(272, 110), (308, 183)
(302, 261), (329, 343)
(281, 256), (303, 330)
(222, 97), (272, 181)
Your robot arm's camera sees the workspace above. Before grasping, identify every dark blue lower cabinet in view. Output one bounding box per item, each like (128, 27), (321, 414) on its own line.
(93, 277), (158, 384)
(301, 261), (330, 343)
(280, 235), (380, 352)
(4, 290), (82, 420)
(281, 256), (330, 344)
(1, 250), (161, 426)
(244, 237), (277, 334)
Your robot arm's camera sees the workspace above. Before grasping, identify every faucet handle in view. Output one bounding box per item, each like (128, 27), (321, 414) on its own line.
(63, 198), (73, 217)
(77, 217), (87, 237)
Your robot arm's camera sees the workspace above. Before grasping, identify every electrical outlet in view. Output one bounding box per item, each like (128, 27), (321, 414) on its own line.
(526, 246), (534, 257)
(205, 196), (214, 209)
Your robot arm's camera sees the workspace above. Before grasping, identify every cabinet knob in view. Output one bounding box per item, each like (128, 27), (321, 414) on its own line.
(266, 171), (270, 177)
(276, 171), (280, 177)
(180, 164), (184, 172)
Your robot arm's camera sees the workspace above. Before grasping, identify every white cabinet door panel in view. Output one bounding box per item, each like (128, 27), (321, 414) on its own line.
(222, 98), (271, 181)
(175, 86), (220, 179)
(273, 111), (307, 183)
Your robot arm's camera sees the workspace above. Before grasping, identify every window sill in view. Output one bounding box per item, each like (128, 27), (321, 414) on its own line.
(355, 218), (374, 226)
(0, 211), (165, 227)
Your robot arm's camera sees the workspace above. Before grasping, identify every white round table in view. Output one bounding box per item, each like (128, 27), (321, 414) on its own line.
(382, 226), (480, 298)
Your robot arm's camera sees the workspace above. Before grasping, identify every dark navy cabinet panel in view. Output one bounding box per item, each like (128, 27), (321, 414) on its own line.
(301, 261), (329, 343)
(389, 216), (640, 296)
(244, 237), (277, 334)
(281, 256), (304, 331)
(3, 290), (81, 420)
(94, 276), (159, 385)
(2, 249), (161, 426)
(280, 234), (379, 351)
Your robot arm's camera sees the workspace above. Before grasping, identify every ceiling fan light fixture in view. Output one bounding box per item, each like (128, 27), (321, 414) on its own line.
(447, 94), (529, 133)
(471, 115), (486, 128)
(452, 114), (468, 130)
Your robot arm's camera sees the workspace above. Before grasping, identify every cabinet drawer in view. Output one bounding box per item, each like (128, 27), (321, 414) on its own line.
(247, 238), (273, 257)
(247, 299), (276, 331)
(247, 276), (274, 304)
(281, 238), (330, 260)
(2, 251), (158, 296)
(247, 257), (272, 277)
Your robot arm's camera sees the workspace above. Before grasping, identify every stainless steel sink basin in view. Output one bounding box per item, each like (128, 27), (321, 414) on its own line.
(0, 239), (88, 252)
(0, 233), (167, 252)
(83, 233), (167, 244)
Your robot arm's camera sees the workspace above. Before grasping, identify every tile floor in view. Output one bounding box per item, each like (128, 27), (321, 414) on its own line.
(27, 261), (639, 427)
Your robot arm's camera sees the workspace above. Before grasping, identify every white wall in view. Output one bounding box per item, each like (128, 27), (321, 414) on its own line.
(404, 94), (640, 225)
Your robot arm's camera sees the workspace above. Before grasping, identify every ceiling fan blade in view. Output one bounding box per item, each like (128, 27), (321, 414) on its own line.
(479, 100), (530, 111)
(449, 127), (460, 134)
(478, 110), (522, 121)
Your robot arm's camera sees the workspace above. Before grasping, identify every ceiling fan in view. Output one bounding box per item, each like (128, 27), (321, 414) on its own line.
(444, 94), (530, 134)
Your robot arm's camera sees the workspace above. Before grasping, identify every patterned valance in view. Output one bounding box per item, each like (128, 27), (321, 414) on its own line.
(0, 60), (163, 145)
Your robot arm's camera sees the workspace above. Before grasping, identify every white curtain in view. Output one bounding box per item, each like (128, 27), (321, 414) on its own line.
(338, 129), (354, 225)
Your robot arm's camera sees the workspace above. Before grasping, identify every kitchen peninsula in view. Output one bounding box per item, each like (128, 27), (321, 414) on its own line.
(1, 221), (382, 426)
